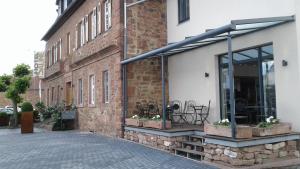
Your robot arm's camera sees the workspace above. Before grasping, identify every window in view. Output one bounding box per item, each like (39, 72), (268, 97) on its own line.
(59, 39), (62, 60)
(51, 87), (55, 105)
(89, 75), (95, 105)
(78, 79), (83, 105)
(92, 8), (97, 39)
(85, 15), (89, 43)
(103, 70), (109, 103)
(47, 88), (50, 106)
(67, 33), (71, 55)
(57, 85), (60, 104)
(97, 3), (102, 34)
(178, 0), (190, 23)
(104, 0), (112, 31)
(80, 20), (85, 46)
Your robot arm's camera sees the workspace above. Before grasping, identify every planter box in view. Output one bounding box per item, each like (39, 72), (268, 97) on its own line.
(21, 112), (34, 134)
(143, 120), (172, 129)
(205, 123), (252, 139)
(252, 123), (292, 137)
(126, 118), (144, 127)
(0, 117), (9, 126)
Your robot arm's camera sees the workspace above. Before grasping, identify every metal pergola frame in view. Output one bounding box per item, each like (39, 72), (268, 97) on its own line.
(121, 15), (294, 139)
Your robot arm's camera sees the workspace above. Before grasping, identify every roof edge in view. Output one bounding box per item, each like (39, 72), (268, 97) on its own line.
(41, 0), (86, 41)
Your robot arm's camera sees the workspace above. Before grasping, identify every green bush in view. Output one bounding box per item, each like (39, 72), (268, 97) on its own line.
(21, 102), (33, 112)
(0, 112), (7, 118)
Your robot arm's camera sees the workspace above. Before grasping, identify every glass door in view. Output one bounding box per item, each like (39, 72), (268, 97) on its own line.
(219, 44), (276, 124)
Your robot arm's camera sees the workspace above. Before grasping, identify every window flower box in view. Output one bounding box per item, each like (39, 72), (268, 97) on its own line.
(143, 120), (172, 129)
(252, 122), (292, 137)
(204, 123), (252, 139)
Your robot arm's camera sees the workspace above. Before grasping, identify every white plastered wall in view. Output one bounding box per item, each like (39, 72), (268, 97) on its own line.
(168, 22), (300, 131)
(167, 0), (296, 43)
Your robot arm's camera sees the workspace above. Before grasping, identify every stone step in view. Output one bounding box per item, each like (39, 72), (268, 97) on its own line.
(189, 135), (205, 139)
(182, 141), (204, 147)
(174, 148), (205, 156)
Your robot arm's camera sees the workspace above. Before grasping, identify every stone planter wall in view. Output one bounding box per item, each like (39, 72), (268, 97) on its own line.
(124, 130), (186, 152)
(204, 141), (300, 166)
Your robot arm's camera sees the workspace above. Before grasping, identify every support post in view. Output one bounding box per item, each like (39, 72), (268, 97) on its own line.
(227, 32), (236, 139)
(161, 55), (166, 129)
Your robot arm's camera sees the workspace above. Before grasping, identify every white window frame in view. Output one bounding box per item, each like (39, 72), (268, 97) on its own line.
(92, 8), (97, 39)
(59, 39), (62, 60)
(104, 0), (112, 31)
(80, 19), (85, 46)
(97, 3), (102, 34)
(49, 48), (53, 66)
(77, 78), (83, 106)
(89, 74), (95, 105)
(103, 70), (109, 103)
(67, 33), (71, 55)
(85, 15), (89, 43)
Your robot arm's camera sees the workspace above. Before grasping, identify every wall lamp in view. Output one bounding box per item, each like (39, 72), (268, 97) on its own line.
(282, 60), (288, 67)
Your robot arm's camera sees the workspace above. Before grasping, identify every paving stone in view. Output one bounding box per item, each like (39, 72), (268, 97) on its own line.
(0, 129), (218, 169)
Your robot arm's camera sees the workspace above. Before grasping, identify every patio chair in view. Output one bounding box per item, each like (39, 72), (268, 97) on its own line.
(169, 100), (184, 123)
(182, 100), (197, 124)
(194, 100), (211, 125)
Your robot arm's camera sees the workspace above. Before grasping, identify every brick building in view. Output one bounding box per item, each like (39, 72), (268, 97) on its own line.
(42, 0), (167, 137)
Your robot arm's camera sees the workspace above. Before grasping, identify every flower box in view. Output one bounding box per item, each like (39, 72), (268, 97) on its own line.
(125, 118), (144, 127)
(204, 123), (252, 139)
(252, 122), (292, 137)
(143, 120), (172, 129)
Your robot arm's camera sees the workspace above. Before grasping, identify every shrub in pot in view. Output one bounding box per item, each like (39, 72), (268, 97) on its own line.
(253, 116), (292, 136)
(143, 115), (172, 129)
(21, 102), (34, 133)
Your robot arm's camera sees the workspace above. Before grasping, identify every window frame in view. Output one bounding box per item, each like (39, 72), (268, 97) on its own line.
(103, 70), (109, 103)
(178, 0), (190, 24)
(88, 74), (96, 106)
(104, 0), (112, 31)
(77, 78), (83, 106)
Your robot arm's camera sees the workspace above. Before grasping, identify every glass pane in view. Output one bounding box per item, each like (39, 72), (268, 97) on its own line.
(262, 45), (273, 57)
(262, 58), (276, 118)
(220, 58), (230, 119)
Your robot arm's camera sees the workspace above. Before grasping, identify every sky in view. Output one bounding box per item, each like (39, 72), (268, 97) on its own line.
(0, 0), (57, 75)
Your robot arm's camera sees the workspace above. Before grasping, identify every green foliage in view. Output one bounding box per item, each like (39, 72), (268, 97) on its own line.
(13, 64), (31, 77)
(213, 119), (231, 127)
(257, 116), (279, 128)
(0, 81), (6, 92)
(5, 86), (22, 103)
(21, 102), (33, 112)
(35, 102), (46, 116)
(14, 76), (31, 93)
(0, 74), (12, 86)
(33, 110), (40, 121)
(0, 112), (7, 118)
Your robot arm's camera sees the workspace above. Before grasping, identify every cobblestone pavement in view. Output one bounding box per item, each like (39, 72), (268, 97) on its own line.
(0, 129), (218, 169)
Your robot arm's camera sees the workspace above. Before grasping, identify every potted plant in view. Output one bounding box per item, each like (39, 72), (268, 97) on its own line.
(0, 112), (9, 126)
(253, 116), (292, 136)
(205, 119), (252, 139)
(21, 102), (34, 134)
(126, 115), (145, 127)
(143, 115), (172, 129)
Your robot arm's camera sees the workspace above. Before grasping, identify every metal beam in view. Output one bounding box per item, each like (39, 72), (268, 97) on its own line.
(227, 32), (236, 139)
(121, 24), (235, 65)
(161, 55), (167, 129)
(231, 15), (294, 25)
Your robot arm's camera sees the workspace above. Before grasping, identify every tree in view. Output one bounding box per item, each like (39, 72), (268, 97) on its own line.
(0, 64), (31, 127)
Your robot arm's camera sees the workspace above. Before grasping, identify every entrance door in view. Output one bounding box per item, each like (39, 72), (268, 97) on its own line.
(66, 82), (73, 106)
(219, 44), (276, 124)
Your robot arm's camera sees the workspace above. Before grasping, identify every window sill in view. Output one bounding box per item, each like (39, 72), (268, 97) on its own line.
(77, 104), (84, 108)
(178, 19), (190, 25)
(88, 104), (96, 108)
